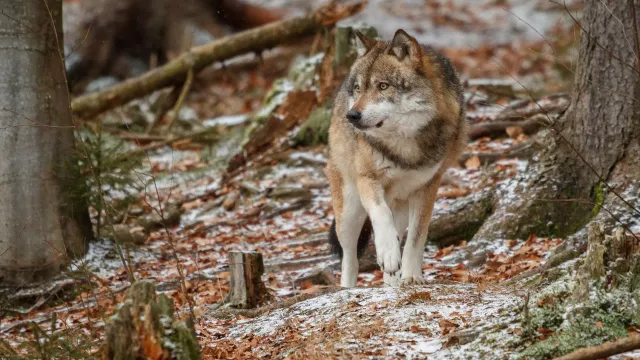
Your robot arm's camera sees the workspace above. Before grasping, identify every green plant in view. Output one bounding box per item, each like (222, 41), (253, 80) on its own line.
(64, 125), (143, 238)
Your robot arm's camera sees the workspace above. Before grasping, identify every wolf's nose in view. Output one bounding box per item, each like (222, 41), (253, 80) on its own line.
(346, 110), (362, 123)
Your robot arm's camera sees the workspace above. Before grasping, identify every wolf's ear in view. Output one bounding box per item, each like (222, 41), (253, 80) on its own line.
(354, 30), (375, 57)
(389, 29), (421, 62)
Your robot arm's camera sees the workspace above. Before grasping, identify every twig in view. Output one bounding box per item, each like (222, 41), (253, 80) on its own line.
(165, 68), (194, 132)
(494, 99), (569, 121)
(0, 296), (48, 315)
(631, 0), (640, 72)
(116, 126), (219, 161)
(114, 131), (167, 142)
(553, 333), (640, 360)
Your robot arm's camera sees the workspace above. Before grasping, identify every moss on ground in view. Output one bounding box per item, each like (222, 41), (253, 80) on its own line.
(521, 305), (632, 359)
(516, 236), (640, 360)
(293, 107), (332, 146)
(528, 305), (564, 333)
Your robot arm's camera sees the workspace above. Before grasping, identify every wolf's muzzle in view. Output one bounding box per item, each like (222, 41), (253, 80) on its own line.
(346, 109), (364, 128)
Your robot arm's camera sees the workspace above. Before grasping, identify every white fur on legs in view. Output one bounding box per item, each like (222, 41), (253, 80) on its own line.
(392, 200), (409, 244)
(341, 252), (359, 287)
(400, 191), (431, 285)
(338, 183), (367, 288)
(359, 181), (401, 276)
(370, 205), (401, 275)
(383, 272), (400, 287)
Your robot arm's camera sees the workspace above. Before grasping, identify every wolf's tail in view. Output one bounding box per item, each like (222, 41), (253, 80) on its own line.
(329, 217), (373, 259)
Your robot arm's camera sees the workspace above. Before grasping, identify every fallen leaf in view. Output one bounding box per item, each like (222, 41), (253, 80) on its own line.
(465, 155), (481, 169)
(505, 239), (518, 248)
(443, 336), (460, 348)
(506, 126), (523, 138)
(537, 327), (555, 335)
(410, 325), (433, 335)
(405, 292), (432, 303)
(438, 187), (469, 199)
(438, 319), (459, 335)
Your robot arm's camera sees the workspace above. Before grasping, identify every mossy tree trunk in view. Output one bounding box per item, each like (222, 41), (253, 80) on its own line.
(475, 0), (640, 243)
(0, 0), (92, 285)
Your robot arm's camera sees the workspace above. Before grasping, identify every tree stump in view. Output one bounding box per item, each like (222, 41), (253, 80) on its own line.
(102, 281), (200, 360)
(572, 222), (607, 301)
(226, 251), (268, 309)
(572, 222), (640, 301)
(333, 24), (377, 68)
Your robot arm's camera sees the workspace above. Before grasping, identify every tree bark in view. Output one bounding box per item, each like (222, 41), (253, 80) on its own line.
(474, 0), (640, 242)
(226, 251), (268, 309)
(0, 0), (92, 285)
(102, 281), (201, 360)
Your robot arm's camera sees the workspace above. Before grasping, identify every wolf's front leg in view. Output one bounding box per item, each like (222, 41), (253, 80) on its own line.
(357, 177), (401, 276)
(401, 177), (441, 285)
(335, 182), (367, 288)
(384, 200), (409, 286)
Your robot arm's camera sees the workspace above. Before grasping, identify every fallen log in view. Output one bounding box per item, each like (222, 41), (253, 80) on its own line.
(458, 141), (538, 167)
(71, 1), (366, 119)
(553, 333), (640, 360)
(494, 95), (570, 121)
(469, 114), (551, 140)
(294, 268), (337, 288)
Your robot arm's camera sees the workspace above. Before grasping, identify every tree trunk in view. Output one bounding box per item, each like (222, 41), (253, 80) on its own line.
(0, 0), (92, 285)
(473, 0), (640, 244)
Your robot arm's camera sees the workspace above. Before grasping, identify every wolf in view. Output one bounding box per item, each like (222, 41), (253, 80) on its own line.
(326, 29), (466, 287)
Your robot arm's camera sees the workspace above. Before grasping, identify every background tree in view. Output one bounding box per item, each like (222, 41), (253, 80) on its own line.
(475, 0), (640, 247)
(0, 0), (92, 285)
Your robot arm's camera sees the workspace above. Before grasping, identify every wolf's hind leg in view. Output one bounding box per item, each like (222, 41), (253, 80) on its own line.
(401, 177), (440, 285)
(336, 183), (367, 287)
(392, 199), (409, 244)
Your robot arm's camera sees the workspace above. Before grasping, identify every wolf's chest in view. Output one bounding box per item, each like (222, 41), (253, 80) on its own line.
(377, 158), (442, 200)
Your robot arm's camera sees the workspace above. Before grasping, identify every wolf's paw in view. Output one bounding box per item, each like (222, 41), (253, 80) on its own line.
(375, 231), (402, 274)
(383, 272), (400, 287)
(400, 274), (426, 286)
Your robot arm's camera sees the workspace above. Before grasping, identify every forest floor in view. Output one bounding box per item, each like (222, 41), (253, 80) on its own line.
(3, 0), (640, 359)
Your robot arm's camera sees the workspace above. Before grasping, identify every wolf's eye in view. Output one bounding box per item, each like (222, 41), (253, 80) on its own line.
(378, 82), (389, 90)
(354, 85), (360, 92)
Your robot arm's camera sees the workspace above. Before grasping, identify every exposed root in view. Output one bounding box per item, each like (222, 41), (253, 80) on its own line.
(428, 190), (496, 247)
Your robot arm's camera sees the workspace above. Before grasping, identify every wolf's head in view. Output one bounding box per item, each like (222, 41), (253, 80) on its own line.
(342, 29), (441, 138)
